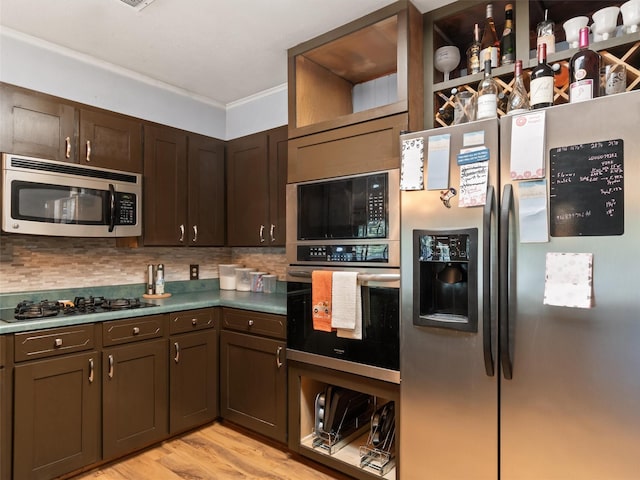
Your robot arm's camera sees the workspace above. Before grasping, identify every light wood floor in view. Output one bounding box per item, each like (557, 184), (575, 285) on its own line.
(68, 421), (353, 480)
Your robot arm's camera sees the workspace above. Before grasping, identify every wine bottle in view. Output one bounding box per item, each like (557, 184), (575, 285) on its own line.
(477, 49), (499, 119)
(569, 27), (602, 103)
(480, 4), (500, 70)
(501, 4), (515, 65)
(507, 60), (530, 115)
(529, 43), (554, 109)
(536, 9), (556, 55)
(467, 23), (481, 75)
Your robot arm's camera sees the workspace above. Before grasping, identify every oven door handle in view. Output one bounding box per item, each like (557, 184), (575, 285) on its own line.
(288, 270), (400, 283)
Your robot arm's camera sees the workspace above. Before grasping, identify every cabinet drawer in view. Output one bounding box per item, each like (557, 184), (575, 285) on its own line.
(14, 324), (96, 362)
(169, 308), (218, 335)
(222, 308), (286, 339)
(103, 314), (166, 346)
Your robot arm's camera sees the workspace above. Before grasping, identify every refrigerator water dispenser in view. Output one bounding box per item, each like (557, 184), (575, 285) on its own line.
(413, 229), (478, 332)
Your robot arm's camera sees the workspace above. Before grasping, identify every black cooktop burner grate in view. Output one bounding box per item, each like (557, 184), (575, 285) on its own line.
(9, 296), (156, 321)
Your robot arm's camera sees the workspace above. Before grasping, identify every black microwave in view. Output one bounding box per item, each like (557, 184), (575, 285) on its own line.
(286, 169), (399, 267)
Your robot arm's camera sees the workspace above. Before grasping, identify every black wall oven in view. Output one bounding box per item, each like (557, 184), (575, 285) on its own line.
(287, 267), (400, 383)
(286, 169), (400, 383)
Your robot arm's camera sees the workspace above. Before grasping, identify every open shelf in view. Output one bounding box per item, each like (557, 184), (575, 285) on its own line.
(287, 0), (423, 138)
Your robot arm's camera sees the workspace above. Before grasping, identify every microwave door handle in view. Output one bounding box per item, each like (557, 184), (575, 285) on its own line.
(108, 184), (116, 232)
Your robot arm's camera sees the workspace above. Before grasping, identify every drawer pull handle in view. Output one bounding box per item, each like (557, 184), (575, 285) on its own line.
(248, 320), (254, 327)
(86, 140), (91, 162)
(132, 326), (140, 335)
(276, 346), (283, 369)
(89, 358), (94, 383)
(270, 223), (276, 242)
(65, 136), (71, 158)
(179, 224), (185, 242)
(192, 318), (198, 326)
(174, 342), (180, 363)
(108, 354), (114, 379)
(259, 224), (265, 243)
(192, 225), (198, 243)
(54, 338), (63, 348)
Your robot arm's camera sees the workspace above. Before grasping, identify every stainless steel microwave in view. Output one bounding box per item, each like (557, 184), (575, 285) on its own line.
(286, 169), (399, 267)
(2, 153), (142, 237)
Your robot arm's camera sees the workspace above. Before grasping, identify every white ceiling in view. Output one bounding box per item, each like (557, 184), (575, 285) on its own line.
(0, 0), (454, 107)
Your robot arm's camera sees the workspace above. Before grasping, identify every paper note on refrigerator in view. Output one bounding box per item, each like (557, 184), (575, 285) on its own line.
(426, 134), (451, 190)
(400, 137), (424, 190)
(518, 180), (549, 243)
(510, 111), (546, 180)
(543, 252), (594, 309)
(459, 161), (489, 207)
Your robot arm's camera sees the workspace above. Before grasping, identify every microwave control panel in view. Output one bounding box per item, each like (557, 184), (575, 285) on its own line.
(297, 244), (388, 263)
(115, 192), (137, 225)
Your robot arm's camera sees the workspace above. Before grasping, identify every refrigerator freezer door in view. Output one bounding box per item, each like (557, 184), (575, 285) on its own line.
(499, 91), (640, 479)
(400, 119), (499, 479)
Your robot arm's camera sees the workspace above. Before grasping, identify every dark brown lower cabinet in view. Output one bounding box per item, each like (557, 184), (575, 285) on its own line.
(220, 328), (287, 443)
(13, 351), (101, 480)
(102, 338), (168, 460)
(169, 329), (218, 434)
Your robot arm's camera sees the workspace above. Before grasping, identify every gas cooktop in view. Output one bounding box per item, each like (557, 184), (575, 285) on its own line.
(2, 296), (157, 323)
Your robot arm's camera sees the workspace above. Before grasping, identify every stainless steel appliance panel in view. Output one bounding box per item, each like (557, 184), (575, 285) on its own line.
(400, 118), (499, 479)
(499, 91), (640, 479)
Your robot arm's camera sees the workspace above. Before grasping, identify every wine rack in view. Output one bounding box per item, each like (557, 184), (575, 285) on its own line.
(426, 0), (640, 128)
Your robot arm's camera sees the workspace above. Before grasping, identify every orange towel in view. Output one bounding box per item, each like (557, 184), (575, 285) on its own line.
(312, 270), (333, 332)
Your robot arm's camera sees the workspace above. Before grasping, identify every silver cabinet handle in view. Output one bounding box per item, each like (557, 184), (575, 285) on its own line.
(89, 358), (94, 383)
(276, 346), (283, 369)
(65, 136), (71, 158)
(259, 224), (265, 243)
(86, 140), (91, 162)
(248, 319), (254, 327)
(132, 326), (140, 335)
(270, 224), (275, 242)
(54, 338), (63, 348)
(179, 224), (185, 242)
(108, 354), (114, 379)
(192, 225), (198, 243)
(174, 342), (180, 363)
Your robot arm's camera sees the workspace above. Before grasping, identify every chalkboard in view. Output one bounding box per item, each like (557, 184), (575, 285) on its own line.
(549, 139), (624, 237)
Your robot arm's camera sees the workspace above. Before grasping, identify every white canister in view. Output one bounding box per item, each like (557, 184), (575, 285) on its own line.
(250, 272), (267, 292)
(263, 274), (278, 294)
(235, 268), (255, 291)
(219, 264), (241, 290)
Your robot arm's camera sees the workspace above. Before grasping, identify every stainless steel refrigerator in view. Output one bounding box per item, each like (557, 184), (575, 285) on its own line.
(399, 91), (640, 479)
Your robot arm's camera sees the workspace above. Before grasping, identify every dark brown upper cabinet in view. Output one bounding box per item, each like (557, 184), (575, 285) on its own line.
(287, 0), (423, 139)
(0, 83), (143, 172)
(226, 125), (287, 247)
(143, 124), (225, 247)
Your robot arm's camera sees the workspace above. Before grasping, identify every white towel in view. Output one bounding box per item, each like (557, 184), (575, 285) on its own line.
(331, 271), (362, 340)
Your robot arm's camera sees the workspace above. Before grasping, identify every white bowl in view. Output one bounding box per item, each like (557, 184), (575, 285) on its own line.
(621, 0), (640, 34)
(563, 16), (589, 48)
(592, 6), (620, 40)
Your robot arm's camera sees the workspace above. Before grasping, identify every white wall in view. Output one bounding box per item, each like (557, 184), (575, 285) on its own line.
(0, 28), (287, 140)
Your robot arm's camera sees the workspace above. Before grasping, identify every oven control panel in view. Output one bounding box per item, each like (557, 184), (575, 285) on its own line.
(297, 244), (389, 263)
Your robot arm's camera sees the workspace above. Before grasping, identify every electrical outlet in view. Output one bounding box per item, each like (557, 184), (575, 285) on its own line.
(190, 264), (199, 280)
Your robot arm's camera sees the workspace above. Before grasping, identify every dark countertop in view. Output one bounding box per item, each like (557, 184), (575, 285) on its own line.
(0, 280), (286, 334)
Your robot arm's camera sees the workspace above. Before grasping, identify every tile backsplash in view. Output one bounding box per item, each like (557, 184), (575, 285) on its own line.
(0, 236), (287, 293)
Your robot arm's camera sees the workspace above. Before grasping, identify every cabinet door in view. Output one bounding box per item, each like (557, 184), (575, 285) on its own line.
(169, 329), (218, 434)
(102, 339), (168, 459)
(79, 109), (142, 172)
(0, 83), (76, 162)
(13, 351), (100, 480)
(220, 330), (287, 443)
(226, 132), (269, 246)
(268, 126), (288, 247)
(188, 134), (225, 246)
(143, 125), (188, 246)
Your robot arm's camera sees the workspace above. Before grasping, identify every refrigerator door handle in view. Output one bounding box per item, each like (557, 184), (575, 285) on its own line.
(500, 184), (514, 380)
(482, 184), (495, 377)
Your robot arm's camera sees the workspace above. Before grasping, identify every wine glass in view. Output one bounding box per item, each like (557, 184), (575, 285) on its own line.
(434, 46), (460, 82)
